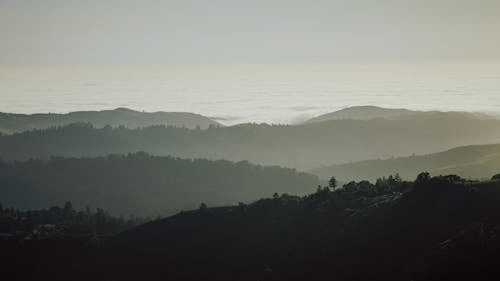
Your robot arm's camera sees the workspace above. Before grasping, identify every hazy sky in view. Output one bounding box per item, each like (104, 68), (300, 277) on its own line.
(1, 0), (500, 65)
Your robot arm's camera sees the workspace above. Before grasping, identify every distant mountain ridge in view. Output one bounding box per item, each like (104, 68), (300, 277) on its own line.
(0, 108), (221, 133)
(305, 105), (493, 123)
(310, 143), (500, 181)
(2, 112), (500, 170)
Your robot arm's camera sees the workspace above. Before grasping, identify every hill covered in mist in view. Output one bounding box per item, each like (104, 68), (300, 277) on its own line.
(0, 108), (220, 133)
(305, 105), (492, 123)
(1, 110), (500, 170)
(0, 153), (318, 216)
(311, 143), (500, 181)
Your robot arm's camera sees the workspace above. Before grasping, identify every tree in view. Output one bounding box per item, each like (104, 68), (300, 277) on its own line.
(415, 172), (431, 186)
(394, 173), (402, 183)
(64, 201), (73, 212)
(273, 192), (279, 199)
(85, 205), (92, 215)
(328, 176), (337, 189)
(343, 181), (358, 192)
(443, 174), (464, 183)
(358, 180), (373, 191)
(199, 202), (208, 210)
(492, 174), (500, 181)
(375, 177), (389, 193)
(387, 174), (401, 186)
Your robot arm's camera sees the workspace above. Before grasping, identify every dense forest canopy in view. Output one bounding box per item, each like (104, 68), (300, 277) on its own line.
(0, 202), (144, 239)
(2, 111), (500, 170)
(0, 153), (318, 215)
(3, 172), (500, 281)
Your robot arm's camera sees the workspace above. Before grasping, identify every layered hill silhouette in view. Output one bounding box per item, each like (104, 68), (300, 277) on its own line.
(0, 153), (318, 215)
(0, 108), (220, 133)
(4, 174), (500, 281)
(1, 109), (500, 170)
(305, 105), (492, 123)
(311, 143), (500, 181)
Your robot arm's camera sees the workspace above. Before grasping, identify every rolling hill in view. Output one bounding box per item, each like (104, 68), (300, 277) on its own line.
(0, 153), (318, 215)
(0, 108), (221, 133)
(305, 105), (492, 123)
(311, 143), (500, 181)
(1, 111), (500, 170)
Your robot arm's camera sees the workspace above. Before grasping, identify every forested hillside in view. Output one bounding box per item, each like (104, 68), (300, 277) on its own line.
(0, 202), (144, 239)
(2, 112), (500, 169)
(3, 173), (500, 281)
(0, 153), (318, 215)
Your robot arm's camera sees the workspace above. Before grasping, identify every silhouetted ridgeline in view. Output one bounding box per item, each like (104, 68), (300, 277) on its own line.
(0, 153), (318, 215)
(1, 110), (500, 169)
(0, 107), (220, 133)
(1, 106), (488, 134)
(2, 173), (500, 280)
(311, 143), (500, 181)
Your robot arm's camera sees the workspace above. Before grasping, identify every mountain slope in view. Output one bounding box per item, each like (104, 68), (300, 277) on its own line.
(2, 113), (500, 170)
(16, 175), (499, 281)
(0, 153), (318, 215)
(310, 143), (500, 181)
(0, 108), (220, 133)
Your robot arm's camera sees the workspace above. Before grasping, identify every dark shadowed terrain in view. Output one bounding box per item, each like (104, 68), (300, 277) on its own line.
(2, 173), (500, 281)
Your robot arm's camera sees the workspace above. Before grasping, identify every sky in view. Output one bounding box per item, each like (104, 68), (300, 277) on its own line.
(1, 0), (500, 65)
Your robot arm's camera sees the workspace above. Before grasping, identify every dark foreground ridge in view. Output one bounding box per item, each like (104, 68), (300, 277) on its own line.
(2, 173), (500, 280)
